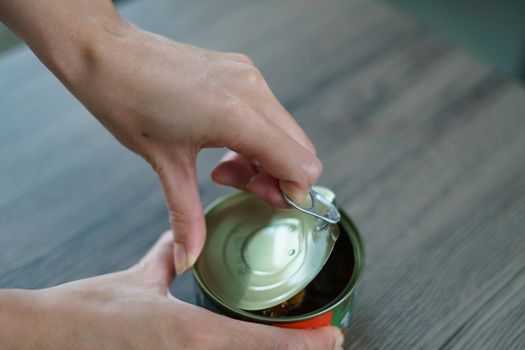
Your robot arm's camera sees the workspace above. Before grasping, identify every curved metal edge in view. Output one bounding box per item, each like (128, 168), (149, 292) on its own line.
(193, 190), (365, 324)
(283, 189), (341, 224)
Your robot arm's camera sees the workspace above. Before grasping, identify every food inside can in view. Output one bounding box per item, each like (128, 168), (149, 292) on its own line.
(193, 188), (364, 336)
(259, 289), (306, 317)
(194, 188), (340, 312)
(255, 224), (354, 318)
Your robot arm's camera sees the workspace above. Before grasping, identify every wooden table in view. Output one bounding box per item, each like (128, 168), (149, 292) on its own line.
(1, 0), (525, 348)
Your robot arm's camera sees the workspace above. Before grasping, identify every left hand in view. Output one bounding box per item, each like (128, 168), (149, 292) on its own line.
(0, 233), (342, 350)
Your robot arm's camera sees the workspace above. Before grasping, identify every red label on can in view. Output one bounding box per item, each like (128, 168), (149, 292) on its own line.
(273, 310), (333, 329)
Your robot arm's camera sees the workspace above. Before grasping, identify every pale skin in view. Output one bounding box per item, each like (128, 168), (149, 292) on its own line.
(0, 233), (343, 349)
(0, 0), (341, 348)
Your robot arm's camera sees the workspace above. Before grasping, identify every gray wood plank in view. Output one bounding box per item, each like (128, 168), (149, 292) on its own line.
(1, 0), (525, 349)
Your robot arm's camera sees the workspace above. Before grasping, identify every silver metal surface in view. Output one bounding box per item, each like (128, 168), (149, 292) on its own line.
(284, 188), (341, 224)
(194, 187), (340, 311)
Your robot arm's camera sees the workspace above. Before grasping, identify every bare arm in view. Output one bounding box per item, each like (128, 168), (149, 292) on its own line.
(0, 234), (342, 349)
(0, 0), (322, 274)
(0, 1), (337, 349)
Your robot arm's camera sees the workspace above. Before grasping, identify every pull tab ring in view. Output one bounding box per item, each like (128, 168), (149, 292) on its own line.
(283, 188), (341, 224)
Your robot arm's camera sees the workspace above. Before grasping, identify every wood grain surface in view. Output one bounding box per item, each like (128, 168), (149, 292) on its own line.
(1, 0), (525, 349)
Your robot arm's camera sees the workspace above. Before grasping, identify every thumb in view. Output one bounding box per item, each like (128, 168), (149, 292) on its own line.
(133, 231), (175, 293)
(155, 153), (205, 276)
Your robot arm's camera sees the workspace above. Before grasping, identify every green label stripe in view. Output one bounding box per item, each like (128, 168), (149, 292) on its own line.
(331, 293), (354, 329)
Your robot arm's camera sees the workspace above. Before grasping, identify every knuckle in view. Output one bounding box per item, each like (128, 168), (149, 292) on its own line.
(232, 53), (254, 65)
(221, 96), (259, 129)
(239, 65), (263, 86)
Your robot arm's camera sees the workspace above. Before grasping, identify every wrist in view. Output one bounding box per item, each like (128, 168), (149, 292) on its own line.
(0, 289), (47, 349)
(37, 7), (131, 92)
(1, 0), (130, 92)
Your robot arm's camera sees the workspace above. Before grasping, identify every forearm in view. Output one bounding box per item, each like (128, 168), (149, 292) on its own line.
(0, 0), (126, 89)
(0, 289), (46, 349)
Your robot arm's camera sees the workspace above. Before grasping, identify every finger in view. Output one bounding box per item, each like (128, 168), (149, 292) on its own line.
(212, 156), (287, 208)
(235, 77), (317, 155)
(174, 300), (343, 350)
(134, 231), (175, 293)
(233, 322), (343, 350)
(212, 157), (287, 207)
(211, 158), (256, 190)
(211, 152), (287, 207)
(245, 170), (288, 208)
(212, 149), (319, 208)
(272, 326), (343, 350)
(261, 92), (317, 155)
(269, 111), (317, 155)
(155, 152), (205, 276)
(220, 120), (323, 203)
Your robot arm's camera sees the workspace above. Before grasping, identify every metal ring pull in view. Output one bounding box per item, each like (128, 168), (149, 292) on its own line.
(283, 188), (341, 224)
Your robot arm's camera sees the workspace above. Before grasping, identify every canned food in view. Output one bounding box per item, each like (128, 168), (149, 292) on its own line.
(193, 187), (364, 344)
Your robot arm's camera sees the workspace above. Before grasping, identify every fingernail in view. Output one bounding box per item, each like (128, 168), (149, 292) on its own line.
(280, 181), (308, 205)
(187, 253), (198, 270)
(174, 242), (189, 275)
(285, 191), (308, 205)
(211, 171), (231, 186)
(332, 327), (344, 350)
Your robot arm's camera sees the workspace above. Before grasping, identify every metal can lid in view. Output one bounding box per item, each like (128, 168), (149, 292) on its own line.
(194, 186), (340, 311)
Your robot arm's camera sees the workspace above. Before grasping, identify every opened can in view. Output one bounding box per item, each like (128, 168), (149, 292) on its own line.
(193, 187), (364, 345)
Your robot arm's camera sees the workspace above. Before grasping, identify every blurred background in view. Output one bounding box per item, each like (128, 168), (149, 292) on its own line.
(2, 0), (524, 82)
(2, 0), (525, 348)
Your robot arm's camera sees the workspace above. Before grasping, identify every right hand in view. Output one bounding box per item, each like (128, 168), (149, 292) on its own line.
(61, 18), (322, 275)
(1, 0), (323, 275)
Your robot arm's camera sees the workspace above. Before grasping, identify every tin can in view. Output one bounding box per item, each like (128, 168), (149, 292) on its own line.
(193, 188), (364, 344)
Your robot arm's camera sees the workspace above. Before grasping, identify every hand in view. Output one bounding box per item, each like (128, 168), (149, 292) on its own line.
(65, 20), (322, 274)
(0, 1), (322, 274)
(0, 233), (343, 350)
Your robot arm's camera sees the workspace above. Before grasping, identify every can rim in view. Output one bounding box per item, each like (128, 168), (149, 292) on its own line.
(193, 190), (365, 323)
